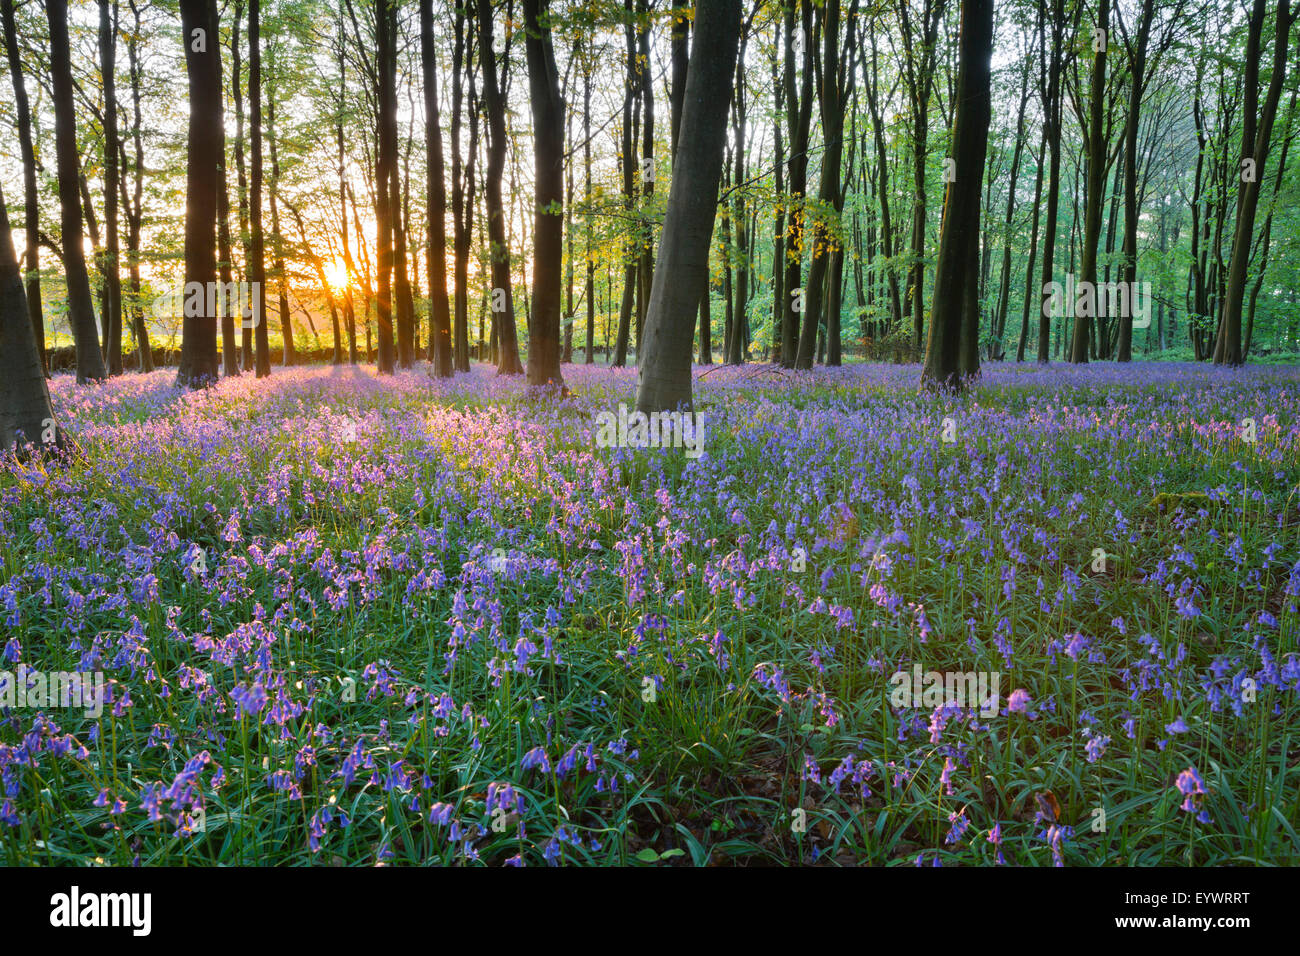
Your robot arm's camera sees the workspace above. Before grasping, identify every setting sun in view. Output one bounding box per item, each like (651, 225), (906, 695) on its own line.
(324, 259), (350, 292)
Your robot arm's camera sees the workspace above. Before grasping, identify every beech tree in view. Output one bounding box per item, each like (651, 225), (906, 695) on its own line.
(176, 0), (222, 388)
(47, 0), (108, 383)
(249, 0), (271, 376)
(921, 0), (992, 390)
(636, 0), (743, 414)
(477, 0), (523, 375)
(1216, 0), (1296, 366)
(1, 0), (45, 375)
(1, 183), (57, 448)
(522, 0), (565, 387)
(99, 0), (124, 375)
(422, 0), (453, 377)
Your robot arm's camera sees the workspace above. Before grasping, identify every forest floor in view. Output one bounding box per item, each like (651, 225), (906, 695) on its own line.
(2, 360), (1299, 865)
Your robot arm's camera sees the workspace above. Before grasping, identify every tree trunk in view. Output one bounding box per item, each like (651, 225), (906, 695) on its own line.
(373, 0), (397, 373)
(780, 0), (814, 367)
(1036, 1), (1065, 364)
(123, 0), (151, 372)
(1, 0), (46, 375)
(233, 0), (253, 370)
(1070, 0), (1109, 364)
(99, 0), (124, 374)
(1, 184), (58, 448)
(636, 0), (655, 357)
(635, 0), (742, 414)
(336, 18), (358, 365)
(218, 109), (240, 376)
(994, 60), (1030, 356)
(921, 0), (991, 390)
(421, 0), (453, 377)
(584, 41), (595, 365)
(1217, 0), (1294, 366)
(523, 0), (565, 387)
(266, 90), (295, 367)
(613, 0), (638, 368)
(863, 29), (903, 338)
(249, 0), (271, 376)
(727, 23), (750, 367)
(796, 0), (855, 369)
(450, 4), (476, 372)
(1016, 122), (1047, 362)
(47, 0), (107, 383)
(476, 0), (522, 374)
(175, 0), (222, 388)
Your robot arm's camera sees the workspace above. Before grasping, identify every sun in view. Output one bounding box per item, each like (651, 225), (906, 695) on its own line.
(324, 259), (350, 292)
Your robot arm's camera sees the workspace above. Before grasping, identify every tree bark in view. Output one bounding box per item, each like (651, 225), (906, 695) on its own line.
(476, 0), (522, 374)
(921, 0), (992, 390)
(249, 0), (271, 376)
(267, 90), (295, 366)
(635, 0), (742, 414)
(1217, 0), (1294, 366)
(523, 0), (565, 387)
(99, 0), (124, 374)
(1, 184), (57, 448)
(779, 0), (814, 367)
(123, 0), (151, 372)
(421, 0), (453, 377)
(176, 0), (222, 388)
(47, 0), (107, 383)
(1, 0), (46, 375)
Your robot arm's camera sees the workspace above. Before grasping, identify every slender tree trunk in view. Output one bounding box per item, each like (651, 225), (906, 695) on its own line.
(613, 0), (637, 368)
(584, 42), (595, 365)
(727, 25), (750, 367)
(995, 61), (1030, 357)
(233, 0), (253, 370)
(421, 0), (453, 377)
(476, 0), (522, 374)
(393, 166), (415, 369)
(1037, 2), (1065, 363)
(796, 0), (854, 369)
(124, 0), (151, 372)
(1070, 0), (1109, 364)
(218, 115), (240, 376)
(865, 27), (903, 334)
(769, 50), (784, 363)
(99, 0), (124, 374)
(781, 0), (814, 367)
(266, 91), (295, 366)
(1016, 123), (1047, 362)
(450, 5), (475, 372)
(249, 0), (270, 376)
(372, 0), (397, 373)
(636, 0), (655, 357)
